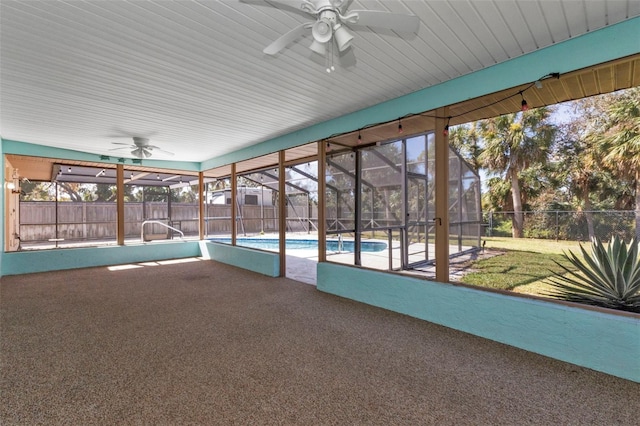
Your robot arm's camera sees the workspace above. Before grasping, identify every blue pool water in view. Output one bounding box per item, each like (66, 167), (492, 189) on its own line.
(209, 238), (387, 253)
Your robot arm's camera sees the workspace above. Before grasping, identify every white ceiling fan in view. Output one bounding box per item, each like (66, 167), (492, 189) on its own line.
(109, 137), (174, 159)
(259, 0), (420, 65)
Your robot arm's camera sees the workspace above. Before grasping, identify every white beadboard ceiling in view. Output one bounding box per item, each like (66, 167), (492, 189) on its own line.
(1, 0), (639, 164)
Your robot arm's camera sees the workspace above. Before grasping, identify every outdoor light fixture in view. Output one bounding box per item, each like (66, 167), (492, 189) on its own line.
(520, 91), (529, 111)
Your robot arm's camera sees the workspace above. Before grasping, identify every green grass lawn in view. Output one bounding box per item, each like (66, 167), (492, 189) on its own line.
(482, 236), (583, 254)
(459, 237), (584, 294)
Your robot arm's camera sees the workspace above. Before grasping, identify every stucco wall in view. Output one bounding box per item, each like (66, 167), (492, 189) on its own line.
(317, 262), (640, 382)
(201, 241), (280, 277)
(1, 241), (201, 276)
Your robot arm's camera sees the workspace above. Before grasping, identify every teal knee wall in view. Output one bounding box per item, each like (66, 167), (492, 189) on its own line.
(317, 262), (640, 382)
(202, 242), (280, 277)
(2, 241), (201, 276)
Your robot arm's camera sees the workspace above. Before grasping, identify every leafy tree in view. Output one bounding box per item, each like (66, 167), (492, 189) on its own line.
(56, 182), (86, 202)
(172, 186), (198, 203)
(551, 120), (605, 238)
(19, 181), (55, 201)
(95, 183), (117, 202)
(448, 124), (481, 170)
(143, 186), (170, 202)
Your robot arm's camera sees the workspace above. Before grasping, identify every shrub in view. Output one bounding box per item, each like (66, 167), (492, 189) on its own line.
(544, 236), (640, 313)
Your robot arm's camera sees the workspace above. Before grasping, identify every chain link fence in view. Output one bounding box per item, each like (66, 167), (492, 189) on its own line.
(484, 210), (638, 242)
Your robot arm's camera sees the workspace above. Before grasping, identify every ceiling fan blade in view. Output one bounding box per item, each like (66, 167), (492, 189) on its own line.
(348, 10), (420, 33)
(148, 145), (175, 156)
(109, 146), (133, 151)
(241, 0), (310, 11)
(336, 0), (354, 14)
(142, 148), (153, 159)
(263, 22), (311, 55)
(111, 142), (132, 146)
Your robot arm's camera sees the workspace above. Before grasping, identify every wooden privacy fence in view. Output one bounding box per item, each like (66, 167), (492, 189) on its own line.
(19, 201), (316, 242)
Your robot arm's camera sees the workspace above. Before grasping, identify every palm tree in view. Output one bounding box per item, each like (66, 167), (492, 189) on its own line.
(478, 107), (556, 238)
(593, 88), (640, 239)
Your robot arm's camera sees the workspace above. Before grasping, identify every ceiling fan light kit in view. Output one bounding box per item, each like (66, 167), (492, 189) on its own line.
(312, 15), (334, 43)
(262, 0), (419, 70)
(309, 39), (327, 55)
(332, 24), (353, 52)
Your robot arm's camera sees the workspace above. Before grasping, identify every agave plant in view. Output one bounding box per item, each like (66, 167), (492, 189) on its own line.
(544, 236), (640, 313)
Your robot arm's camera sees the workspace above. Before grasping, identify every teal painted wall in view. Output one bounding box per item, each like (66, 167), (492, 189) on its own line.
(201, 241), (280, 277)
(1, 241), (201, 276)
(1, 139), (5, 276)
(317, 262), (640, 382)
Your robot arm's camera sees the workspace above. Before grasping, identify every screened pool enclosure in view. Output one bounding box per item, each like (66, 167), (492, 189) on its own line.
(12, 131), (482, 274)
(325, 131), (482, 271)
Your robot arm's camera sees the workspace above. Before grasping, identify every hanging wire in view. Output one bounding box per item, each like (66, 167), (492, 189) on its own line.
(323, 72), (561, 141)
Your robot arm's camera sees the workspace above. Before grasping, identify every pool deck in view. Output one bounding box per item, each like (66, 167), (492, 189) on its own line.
(17, 232), (481, 285)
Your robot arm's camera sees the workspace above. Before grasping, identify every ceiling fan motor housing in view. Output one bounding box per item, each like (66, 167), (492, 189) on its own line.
(132, 137), (150, 146)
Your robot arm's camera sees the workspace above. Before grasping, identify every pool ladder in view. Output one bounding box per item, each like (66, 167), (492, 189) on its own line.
(141, 220), (185, 241)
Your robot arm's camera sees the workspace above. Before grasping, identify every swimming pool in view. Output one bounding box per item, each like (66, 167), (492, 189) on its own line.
(208, 238), (387, 253)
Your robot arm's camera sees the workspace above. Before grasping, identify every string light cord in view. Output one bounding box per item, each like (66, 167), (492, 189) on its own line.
(323, 72), (560, 141)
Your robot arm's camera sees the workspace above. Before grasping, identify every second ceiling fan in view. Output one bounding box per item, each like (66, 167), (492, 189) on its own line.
(110, 137), (174, 159)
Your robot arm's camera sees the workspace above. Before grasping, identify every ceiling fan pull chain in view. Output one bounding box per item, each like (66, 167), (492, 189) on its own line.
(326, 36), (335, 73)
(325, 46), (330, 72)
(331, 39), (335, 71)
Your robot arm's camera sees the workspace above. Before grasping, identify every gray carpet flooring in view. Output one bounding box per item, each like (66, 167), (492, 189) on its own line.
(1, 259), (638, 425)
